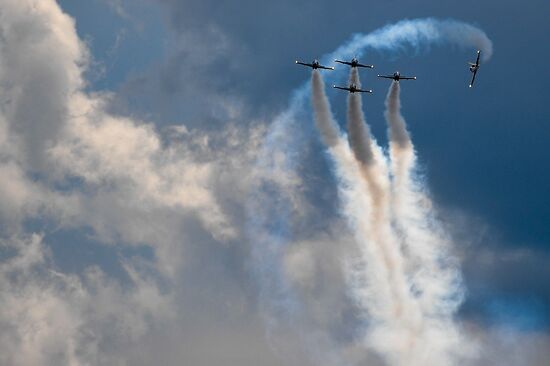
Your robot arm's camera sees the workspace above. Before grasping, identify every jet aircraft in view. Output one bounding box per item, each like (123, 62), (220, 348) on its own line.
(468, 50), (481, 88)
(333, 84), (372, 94)
(295, 59), (334, 70)
(377, 71), (416, 81)
(334, 57), (374, 69)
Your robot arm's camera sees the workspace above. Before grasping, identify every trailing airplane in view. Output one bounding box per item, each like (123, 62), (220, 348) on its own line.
(377, 71), (416, 81)
(334, 57), (374, 69)
(333, 84), (372, 94)
(468, 50), (481, 88)
(295, 59), (334, 70)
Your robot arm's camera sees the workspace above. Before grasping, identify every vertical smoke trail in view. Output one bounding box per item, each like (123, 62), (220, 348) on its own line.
(385, 82), (415, 195)
(385, 82), (412, 150)
(347, 68), (375, 166)
(310, 68), (396, 365)
(311, 71), (340, 148)
(311, 69), (394, 322)
(314, 70), (426, 365)
(344, 70), (426, 365)
(384, 81), (469, 364)
(345, 68), (404, 318)
(346, 67), (389, 222)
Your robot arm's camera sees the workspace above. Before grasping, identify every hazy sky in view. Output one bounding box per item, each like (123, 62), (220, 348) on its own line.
(1, 0), (549, 365)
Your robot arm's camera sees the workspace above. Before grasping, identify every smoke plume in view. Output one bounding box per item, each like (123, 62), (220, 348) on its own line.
(312, 71), (341, 148)
(385, 82), (412, 150)
(311, 69), (428, 365)
(347, 68), (375, 165)
(343, 68), (418, 339)
(382, 80), (468, 365)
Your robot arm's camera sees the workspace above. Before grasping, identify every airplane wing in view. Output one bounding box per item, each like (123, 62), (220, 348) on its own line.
(377, 75), (394, 79)
(400, 76), (417, 80)
(469, 70), (477, 88)
(318, 65), (335, 70)
(476, 50), (481, 66)
(333, 85), (350, 92)
(334, 60), (352, 66)
(357, 88), (373, 93)
(295, 61), (313, 68)
(356, 63), (374, 69)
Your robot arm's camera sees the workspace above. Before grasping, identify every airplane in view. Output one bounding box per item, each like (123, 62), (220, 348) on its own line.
(295, 59), (334, 70)
(468, 50), (481, 88)
(334, 57), (374, 69)
(333, 84), (372, 94)
(377, 71), (416, 81)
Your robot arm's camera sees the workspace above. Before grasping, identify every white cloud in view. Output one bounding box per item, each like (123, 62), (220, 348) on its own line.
(0, 1), (275, 364)
(0, 234), (177, 366)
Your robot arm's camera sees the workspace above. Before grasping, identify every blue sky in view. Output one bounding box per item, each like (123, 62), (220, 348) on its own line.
(61, 0), (550, 249)
(0, 0), (549, 365)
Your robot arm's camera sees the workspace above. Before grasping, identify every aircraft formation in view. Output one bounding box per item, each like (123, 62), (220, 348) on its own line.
(295, 50), (482, 91)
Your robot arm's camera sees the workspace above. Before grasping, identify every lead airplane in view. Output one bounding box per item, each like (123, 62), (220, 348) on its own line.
(377, 71), (416, 81)
(333, 83), (372, 94)
(295, 59), (334, 70)
(468, 50), (481, 88)
(334, 57), (374, 69)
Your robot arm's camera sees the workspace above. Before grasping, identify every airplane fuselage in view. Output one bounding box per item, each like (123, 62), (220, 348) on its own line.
(468, 50), (481, 87)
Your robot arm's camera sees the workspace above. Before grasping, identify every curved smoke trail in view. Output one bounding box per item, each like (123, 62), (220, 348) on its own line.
(248, 17), (492, 365)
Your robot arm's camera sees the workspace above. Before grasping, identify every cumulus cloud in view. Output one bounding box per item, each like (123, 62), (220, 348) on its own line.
(0, 234), (175, 366)
(0, 1), (279, 365)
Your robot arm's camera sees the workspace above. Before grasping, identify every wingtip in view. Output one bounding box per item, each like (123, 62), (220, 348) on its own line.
(330, 67), (335, 70)
(295, 60), (298, 64)
(469, 84), (472, 88)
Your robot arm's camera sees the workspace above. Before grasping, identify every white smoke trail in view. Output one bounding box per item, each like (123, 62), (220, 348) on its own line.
(383, 81), (469, 364)
(312, 71), (341, 148)
(333, 18), (493, 63)
(340, 68), (433, 366)
(311, 69), (393, 323)
(345, 67), (415, 325)
(249, 17), (492, 366)
(314, 70), (428, 365)
(310, 69), (395, 366)
(347, 68), (375, 166)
